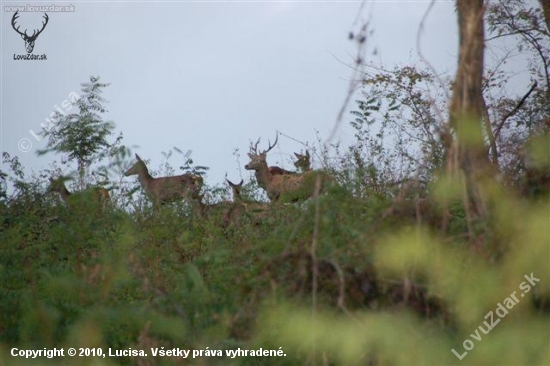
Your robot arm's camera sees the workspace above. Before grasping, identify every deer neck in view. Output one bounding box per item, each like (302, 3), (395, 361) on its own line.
(231, 191), (241, 203)
(136, 167), (155, 191)
(59, 186), (72, 203)
(256, 162), (274, 189)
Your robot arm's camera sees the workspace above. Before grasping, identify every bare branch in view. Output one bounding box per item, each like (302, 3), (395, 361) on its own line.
(493, 81), (538, 144)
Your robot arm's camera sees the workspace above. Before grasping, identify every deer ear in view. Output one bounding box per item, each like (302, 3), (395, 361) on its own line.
(306, 150), (310, 158)
(226, 179), (234, 186)
(238, 179), (244, 186)
(294, 153), (300, 158)
(135, 153), (142, 161)
(20, 34), (25, 40)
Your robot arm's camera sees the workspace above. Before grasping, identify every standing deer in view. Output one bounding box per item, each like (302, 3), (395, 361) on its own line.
(124, 154), (203, 207)
(245, 136), (327, 202)
(48, 177), (109, 208)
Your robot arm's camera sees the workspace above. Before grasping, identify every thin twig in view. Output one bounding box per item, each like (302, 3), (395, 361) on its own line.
(310, 175), (321, 365)
(481, 95), (499, 166)
(493, 81), (538, 144)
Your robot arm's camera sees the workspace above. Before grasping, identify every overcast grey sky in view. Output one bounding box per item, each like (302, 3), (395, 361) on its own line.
(1, 1), (458, 188)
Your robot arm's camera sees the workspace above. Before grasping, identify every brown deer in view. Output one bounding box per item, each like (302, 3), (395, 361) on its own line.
(48, 177), (109, 208)
(223, 179), (268, 228)
(242, 136), (295, 177)
(268, 151), (310, 175)
(226, 179), (268, 212)
(124, 154), (203, 207)
(198, 179), (242, 217)
(269, 166), (295, 176)
(195, 179), (255, 228)
(294, 150), (311, 172)
(226, 179), (244, 201)
(245, 136), (328, 203)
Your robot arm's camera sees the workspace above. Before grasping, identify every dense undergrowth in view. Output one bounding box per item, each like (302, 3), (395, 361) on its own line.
(0, 157), (548, 365)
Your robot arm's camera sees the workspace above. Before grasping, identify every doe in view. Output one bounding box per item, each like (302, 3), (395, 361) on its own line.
(124, 154), (203, 207)
(47, 177), (109, 208)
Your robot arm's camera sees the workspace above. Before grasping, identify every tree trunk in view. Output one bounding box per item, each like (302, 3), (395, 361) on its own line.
(540, 0), (550, 33)
(78, 159), (85, 190)
(448, 0), (489, 239)
(540, 0), (550, 104)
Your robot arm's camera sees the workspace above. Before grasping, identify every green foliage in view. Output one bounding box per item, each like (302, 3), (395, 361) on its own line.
(2, 3), (549, 364)
(1, 147), (549, 365)
(37, 76), (121, 189)
(348, 65), (448, 182)
(254, 185), (549, 365)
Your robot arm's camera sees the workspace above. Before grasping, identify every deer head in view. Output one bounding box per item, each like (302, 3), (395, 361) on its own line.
(12, 11), (49, 54)
(245, 135), (279, 173)
(246, 136), (296, 176)
(47, 176), (70, 197)
(124, 154), (148, 177)
(294, 150), (311, 172)
(226, 179), (244, 201)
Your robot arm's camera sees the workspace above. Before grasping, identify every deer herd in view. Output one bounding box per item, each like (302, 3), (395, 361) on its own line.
(47, 135), (330, 227)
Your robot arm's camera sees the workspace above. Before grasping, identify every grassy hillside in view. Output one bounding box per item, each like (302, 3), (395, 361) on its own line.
(0, 160), (548, 365)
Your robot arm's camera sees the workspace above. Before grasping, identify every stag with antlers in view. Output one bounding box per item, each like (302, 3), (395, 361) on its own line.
(245, 135), (328, 202)
(11, 11), (49, 53)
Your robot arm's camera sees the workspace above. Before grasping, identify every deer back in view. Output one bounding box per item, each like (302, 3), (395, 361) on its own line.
(49, 179), (110, 209)
(269, 166), (296, 176)
(67, 187), (110, 209)
(270, 170), (330, 202)
(222, 200), (269, 229)
(92, 187), (110, 203)
(148, 174), (203, 204)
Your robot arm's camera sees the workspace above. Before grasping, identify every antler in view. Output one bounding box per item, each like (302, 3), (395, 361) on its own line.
(250, 134), (279, 155)
(11, 12), (48, 40)
(31, 13), (49, 39)
(264, 134), (279, 154)
(250, 138), (260, 154)
(11, 11), (25, 37)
